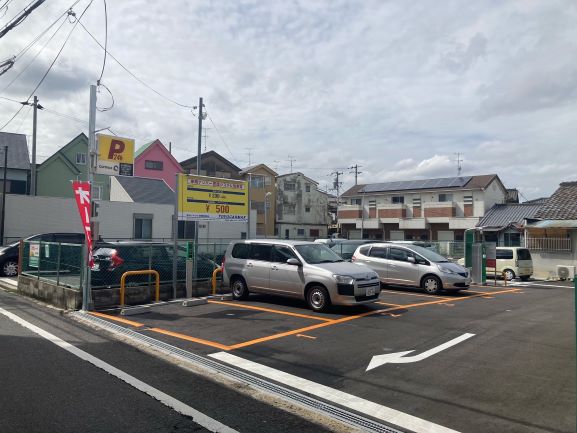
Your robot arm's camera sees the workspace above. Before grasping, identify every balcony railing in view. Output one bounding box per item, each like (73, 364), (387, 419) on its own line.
(525, 237), (572, 252)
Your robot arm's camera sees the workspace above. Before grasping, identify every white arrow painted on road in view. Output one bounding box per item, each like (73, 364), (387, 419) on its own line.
(366, 333), (475, 371)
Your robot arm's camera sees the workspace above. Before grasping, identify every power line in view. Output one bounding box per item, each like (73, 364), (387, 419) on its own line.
(96, 0), (107, 84)
(0, 0), (46, 40)
(78, 21), (195, 110)
(206, 113), (236, 161)
(0, 1), (93, 131)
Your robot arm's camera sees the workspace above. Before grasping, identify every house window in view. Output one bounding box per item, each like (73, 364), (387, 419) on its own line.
(310, 229), (320, 237)
(76, 153), (86, 165)
(177, 221), (195, 239)
(251, 201), (265, 214)
(439, 193), (453, 202)
(305, 206), (311, 213)
(305, 184), (311, 192)
(464, 195), (473, 205)
(284, 182), (296, 191)
(413, 198), (421, 207)
(284, 204), (296, 214)
(145, 160), (163, 171)
(92, 185), (102, 200)
(368, 199), (377, 208)
(392, 195), (404, 204)
(134, 214), (153, 239)
(504, 232), (521, 247)
(297, 228), (305, 236)
(250, 175), (265, 188)
(351, 198), (362, 205)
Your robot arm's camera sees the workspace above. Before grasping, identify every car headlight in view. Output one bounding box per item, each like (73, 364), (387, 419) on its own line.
(334, 275), (355, 285)
(437, 265), (456, 274)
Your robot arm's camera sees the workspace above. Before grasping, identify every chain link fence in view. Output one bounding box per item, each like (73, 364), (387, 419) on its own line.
(21, 241), (85, 288)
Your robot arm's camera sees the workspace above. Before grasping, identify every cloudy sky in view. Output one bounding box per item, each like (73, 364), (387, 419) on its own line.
(1, 0), (576, 199)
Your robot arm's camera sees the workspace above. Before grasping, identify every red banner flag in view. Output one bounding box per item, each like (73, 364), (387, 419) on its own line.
(72, 181), (93, 266)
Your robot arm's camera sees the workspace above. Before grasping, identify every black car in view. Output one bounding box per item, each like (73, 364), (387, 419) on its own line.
(91, 242), (218, 288)
(0, 233), (85, 277)
(330, 240), (379, 261)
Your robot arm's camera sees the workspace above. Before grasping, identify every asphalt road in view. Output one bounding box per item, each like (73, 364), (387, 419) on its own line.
(85, 281), (576, 433)
(0, 289), (339, 433)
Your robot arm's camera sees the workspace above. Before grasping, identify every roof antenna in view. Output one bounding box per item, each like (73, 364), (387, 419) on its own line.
(454, 153), (463, 176)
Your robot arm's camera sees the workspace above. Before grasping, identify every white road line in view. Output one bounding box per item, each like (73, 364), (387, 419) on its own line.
(210, 351), (460, 433)
(515, 282), (573, 289)
(0, 307), (238, 433)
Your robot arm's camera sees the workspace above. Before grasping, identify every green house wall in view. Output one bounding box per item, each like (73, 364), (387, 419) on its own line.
(36, 134), (111, 200)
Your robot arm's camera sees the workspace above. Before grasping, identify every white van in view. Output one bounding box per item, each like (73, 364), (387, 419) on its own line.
(458, 247), (533, 281)
(490, 247), (533, 281)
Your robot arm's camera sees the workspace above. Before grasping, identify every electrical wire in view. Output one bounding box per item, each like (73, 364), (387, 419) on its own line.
(206, 113), (236, 161)
(97, 0), (106, 84)
(0, 0), (93, 131)
(0, 14), (68, 94)
(0, 0), (46, 39)
(78, 21), (195, 110)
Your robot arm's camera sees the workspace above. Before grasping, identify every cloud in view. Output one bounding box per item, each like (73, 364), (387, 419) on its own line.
(1, 0), (576, 201)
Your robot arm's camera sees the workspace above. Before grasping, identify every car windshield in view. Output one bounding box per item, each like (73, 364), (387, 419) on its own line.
(409, 245), (451, 263)
(295, 244), (344, 264)
(332, 243), (364, 254)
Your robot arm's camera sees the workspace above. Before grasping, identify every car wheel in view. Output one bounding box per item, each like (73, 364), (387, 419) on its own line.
(2, 260), (18, 277)
(230, 277), (249, 300)
(520, 276), (530, 282)
(422, 275), (442, 295)
(307, 285), (331, 312)
(503, 269), (516, 281)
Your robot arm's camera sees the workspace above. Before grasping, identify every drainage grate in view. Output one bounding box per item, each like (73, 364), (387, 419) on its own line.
(73, 312), (405, 433)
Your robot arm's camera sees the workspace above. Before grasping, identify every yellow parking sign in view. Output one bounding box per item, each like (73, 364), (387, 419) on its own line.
(96, 134), (134, 176)
(177, 174), (248, 221)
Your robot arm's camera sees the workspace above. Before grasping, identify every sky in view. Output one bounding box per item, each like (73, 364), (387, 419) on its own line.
(1, 0), (576, 199)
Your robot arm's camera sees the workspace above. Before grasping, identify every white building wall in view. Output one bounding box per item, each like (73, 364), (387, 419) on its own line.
(483, 179), (506, 212)
(530, 230), (577, 279)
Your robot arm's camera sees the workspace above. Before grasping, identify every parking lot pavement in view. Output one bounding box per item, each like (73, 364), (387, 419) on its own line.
(87, 282), (576, 433)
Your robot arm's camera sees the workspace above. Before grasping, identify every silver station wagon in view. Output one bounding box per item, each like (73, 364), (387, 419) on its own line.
(351, 242), (471, 295)
(222, 240), (381, 311)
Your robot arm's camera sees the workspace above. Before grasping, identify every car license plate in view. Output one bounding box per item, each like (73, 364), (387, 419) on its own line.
(91, 263), (99, 271)
(366, 287), (376, 296)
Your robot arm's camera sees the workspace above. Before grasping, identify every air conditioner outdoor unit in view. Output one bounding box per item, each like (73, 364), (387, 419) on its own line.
(556, 265), (576, 281)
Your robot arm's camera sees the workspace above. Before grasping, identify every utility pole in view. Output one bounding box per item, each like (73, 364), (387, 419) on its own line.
(30, 96), (39, 195)
(193, 97), (204, 278)
(331, 170), (343, 237)
(454, 153), (463, 176)
(82, 85), (96, 311)
(202, 127), (210, 152)
(245, 148), (253, 166)
(0, 146), (7, 245)
(288, 155), (296, 173)
(349, 164), (362, 185)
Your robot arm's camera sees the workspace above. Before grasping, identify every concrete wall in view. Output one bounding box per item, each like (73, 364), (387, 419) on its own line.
(530, 230), (577, 279)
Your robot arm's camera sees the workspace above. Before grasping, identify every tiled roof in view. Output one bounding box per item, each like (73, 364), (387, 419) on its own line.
(0, 132), (30, 170)
(341, 184), (365, 197)
(180, 150), (241, 172)
(114, 176), (174, 205)
(478, 203), (542, 229)
(534, 181), (577, 220)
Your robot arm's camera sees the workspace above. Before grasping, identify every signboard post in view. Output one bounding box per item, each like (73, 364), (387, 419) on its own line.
(96, 134), (135, 176)
(485, 242), (497, 286)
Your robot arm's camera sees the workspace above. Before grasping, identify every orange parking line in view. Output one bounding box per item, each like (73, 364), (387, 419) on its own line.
(90, 312), (144, 328)
(379, 289), (452, 300)
(148, 327), (232, 351)
(227, 288), (521, 350)
(207, 300), (334, 322)
(375, 301), (405, 308)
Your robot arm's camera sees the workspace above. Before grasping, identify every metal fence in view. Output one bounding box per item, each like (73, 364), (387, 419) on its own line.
(21, 241), (85, 289)
(525, 237), (572, 252)
(20, 240), (229, 290)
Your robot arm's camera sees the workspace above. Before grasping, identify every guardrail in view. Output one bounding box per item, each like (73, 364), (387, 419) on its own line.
(120, 270), (159, 306)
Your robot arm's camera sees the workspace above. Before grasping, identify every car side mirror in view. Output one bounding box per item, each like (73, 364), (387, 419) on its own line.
(286, 258), (301, 266)
(407, 256), (416, 264)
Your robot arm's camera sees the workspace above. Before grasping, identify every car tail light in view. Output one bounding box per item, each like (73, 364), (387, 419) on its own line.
(109, 249), (124, 270)
(351, 255), (357, 262)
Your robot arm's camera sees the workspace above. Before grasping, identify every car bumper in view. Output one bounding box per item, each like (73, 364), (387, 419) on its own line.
(440, 274), (471, 289)
(331, 280), (382, 306)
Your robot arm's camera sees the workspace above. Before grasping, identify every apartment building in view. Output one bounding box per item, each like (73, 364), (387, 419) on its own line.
(338, 174), (508, 241)
(239, 164), (278, 237)
(276, 172), (330, 239)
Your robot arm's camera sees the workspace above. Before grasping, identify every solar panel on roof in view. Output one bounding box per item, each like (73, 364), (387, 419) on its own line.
(360, 176), (473, 193)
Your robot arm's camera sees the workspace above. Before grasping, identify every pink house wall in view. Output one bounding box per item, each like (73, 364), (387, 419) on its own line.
(134, 142), (183, 190)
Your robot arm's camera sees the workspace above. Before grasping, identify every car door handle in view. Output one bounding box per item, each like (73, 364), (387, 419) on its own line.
(247, 263), (254, 268)
(271, 265), (278, 270)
